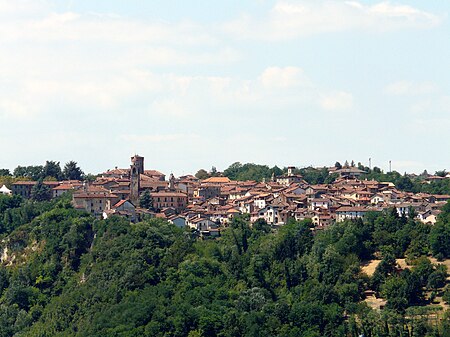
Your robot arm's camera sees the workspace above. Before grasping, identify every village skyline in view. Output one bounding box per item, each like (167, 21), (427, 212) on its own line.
(4, 154), (449, 233)
(2, 156), (449, 178)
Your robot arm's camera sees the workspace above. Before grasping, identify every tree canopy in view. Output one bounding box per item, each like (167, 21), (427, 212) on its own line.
(63, 161), (84, 180)
(0, 196), (448, 336)
(223, 162), (283, 182)
(12, 161), (86, 182)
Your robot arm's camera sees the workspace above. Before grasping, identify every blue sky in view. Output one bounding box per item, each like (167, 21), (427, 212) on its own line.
(0, 1), (449, 176)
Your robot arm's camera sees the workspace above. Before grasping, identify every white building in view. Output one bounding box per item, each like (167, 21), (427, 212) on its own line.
(0, 185), (12, 195)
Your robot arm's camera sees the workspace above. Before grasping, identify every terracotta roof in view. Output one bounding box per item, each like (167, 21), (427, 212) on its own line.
(13, 181), (59, 186)
(53, 184), (75, 190)
(111, 189), (130, 194)
(202, 177), (231, 183)
(113, 199), (131, 208)
(103, 168), (129, 175)
(73, 193), (118, 199)
(336, 206), (370, 212)
(144, 170), (165, 177)
(227, 209), (240, 213)
(151, 192), (187, 197)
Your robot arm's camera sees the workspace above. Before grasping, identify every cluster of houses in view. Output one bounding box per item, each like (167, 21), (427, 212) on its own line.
(7, 156), (450, 237)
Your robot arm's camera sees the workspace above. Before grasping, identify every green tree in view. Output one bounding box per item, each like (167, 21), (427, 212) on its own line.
(270, 165), (283, 178)
(195, 169), (209, 180)
(13, 165), (44, 180)
(381, 275), (410, 312)
(42, 161), (63, 180)
(252, 218), (271, 235)
(0, 169), (11, 176)
(210, 166), (218, 177)
(31, 180), (51, 201)
(84, 173), (97, 182)
(435, 170), (447, 177)
(412, 257), (434, 287)
(139, 190), (153, 210)
(427, 266), (447, 291)
(63, 161), (84, 180)
(223, 162), (243, 180)
(430, 221), (450, 258)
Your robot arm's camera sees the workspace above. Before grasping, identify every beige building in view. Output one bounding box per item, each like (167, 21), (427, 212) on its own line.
(12, 181), (60, 198)
(151, 192), (188, 213)
(72, 185), (118, 217)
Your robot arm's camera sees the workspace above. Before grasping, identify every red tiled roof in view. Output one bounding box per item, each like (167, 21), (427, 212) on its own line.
(151, 192), (187, 197)
(113, 199), (128, 208)
(73, 193), (118, 199)
(202, 177), (231, 183)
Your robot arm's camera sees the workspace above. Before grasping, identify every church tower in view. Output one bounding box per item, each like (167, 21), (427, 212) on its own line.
(131, 155), (144, 175)
(130, 155), (144, 205)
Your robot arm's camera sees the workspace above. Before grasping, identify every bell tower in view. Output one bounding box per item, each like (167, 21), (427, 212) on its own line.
(130, 155), (144, 205)
(131, 155), (144, 175)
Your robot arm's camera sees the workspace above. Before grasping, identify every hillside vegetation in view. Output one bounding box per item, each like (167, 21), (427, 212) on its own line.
(1, 194), (450, 336)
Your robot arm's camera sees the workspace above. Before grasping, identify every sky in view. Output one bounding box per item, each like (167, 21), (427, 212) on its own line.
(0, 0), (449, 176)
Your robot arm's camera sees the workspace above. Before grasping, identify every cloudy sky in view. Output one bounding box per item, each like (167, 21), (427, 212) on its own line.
(0, 1), (449, 176)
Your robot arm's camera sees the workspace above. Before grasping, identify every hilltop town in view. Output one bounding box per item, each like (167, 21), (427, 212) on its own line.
(3, 155), (449, 236)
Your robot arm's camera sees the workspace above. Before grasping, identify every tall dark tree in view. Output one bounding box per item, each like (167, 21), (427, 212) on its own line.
(31, 180), (51, 201)
(63, 161), (84, 180)
(210, 166), (218, 177)
(0, 169), (11, 176)
(435, 170), (447, 177)
(42, 161), (63, 180)
(139, 190), (153, 210)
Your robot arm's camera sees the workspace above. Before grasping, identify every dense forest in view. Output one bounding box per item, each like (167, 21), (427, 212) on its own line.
(1, 193), (450, 336)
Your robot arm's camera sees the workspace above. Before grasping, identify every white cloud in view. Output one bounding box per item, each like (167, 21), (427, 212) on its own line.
(0, 6), (239, 121)
(224, 1), (442, 40)
(259, 66), (308, 88)
(320, 91), (354, 111)
(0, 9), (217, 46)
(385, 81), (437, 95)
